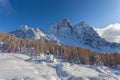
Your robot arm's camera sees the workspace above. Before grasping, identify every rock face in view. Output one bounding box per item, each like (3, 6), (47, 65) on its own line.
(73, 21), (108, 48)
(48, 19), (73, 37)
(9, 19), (120, 52)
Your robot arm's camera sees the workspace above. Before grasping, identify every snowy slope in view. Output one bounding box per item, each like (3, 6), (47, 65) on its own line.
(0, 52), (120, 80)
(0, 53), (60, 80)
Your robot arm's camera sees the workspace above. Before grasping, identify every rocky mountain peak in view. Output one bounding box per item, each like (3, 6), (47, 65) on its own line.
(48, 19), (73, 37)
(58, 18), (72, 28)
(77, 21), (87, 27)
(20, 25), (30, 30)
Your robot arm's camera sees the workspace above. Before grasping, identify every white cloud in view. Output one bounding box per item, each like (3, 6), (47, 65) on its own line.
(0, 0), (13, 14)
(94, 23), (120, 43)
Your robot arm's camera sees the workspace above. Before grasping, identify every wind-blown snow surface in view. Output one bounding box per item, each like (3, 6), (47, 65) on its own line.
(0, 53), (120, 80)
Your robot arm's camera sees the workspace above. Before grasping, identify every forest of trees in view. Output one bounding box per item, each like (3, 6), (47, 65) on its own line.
(0, 32), (120, 67)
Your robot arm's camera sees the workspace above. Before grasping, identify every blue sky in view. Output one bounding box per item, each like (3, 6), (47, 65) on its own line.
(0, 0), (120, 32)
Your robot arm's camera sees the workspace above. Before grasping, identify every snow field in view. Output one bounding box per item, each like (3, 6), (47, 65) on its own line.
(0, 53), (120, 80)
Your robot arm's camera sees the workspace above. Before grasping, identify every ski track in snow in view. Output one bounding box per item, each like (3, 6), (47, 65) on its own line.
(0, 53), (120, 80)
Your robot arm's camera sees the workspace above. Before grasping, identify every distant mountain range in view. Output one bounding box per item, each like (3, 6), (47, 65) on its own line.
(9, 19), (120, 53)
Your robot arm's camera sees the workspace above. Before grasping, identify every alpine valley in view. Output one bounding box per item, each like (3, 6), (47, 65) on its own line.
(1, 19), (120, 80)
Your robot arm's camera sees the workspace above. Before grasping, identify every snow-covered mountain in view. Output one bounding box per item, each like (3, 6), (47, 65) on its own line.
(73, 21), (108, 48)
(9, 25), (60, 44)
(9, 19), (120, 53)
(9, 25), (48, 40)
(48, 19), (120, 52)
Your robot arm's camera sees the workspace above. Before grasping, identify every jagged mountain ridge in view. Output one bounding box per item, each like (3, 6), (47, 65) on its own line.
(9, 25), (59, 43)
(9, 19), (120, 53)
(10, 25), (48, 40)
(48, 19), (120, 48)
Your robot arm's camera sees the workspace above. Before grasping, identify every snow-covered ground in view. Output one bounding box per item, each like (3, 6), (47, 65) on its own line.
(0, 52), (120, 80)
